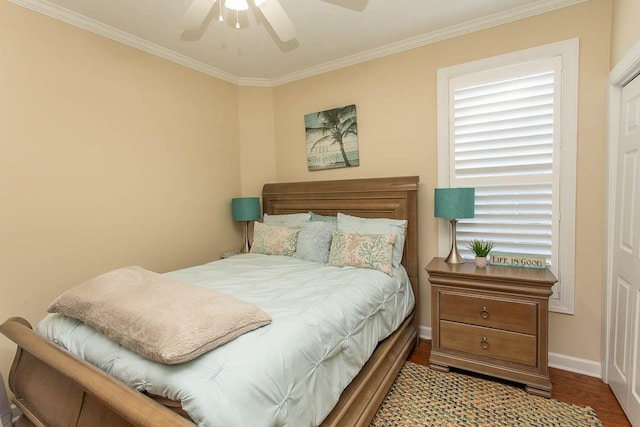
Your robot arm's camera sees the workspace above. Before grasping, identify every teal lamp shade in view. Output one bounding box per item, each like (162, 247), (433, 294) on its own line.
(232, 197), (260, 253)
(232, 197), (261, 222)
(434, 188), (475, 264)
(434, 188), (475, 219)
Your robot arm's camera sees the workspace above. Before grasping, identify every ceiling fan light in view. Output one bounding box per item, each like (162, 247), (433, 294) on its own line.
(225, 0), (249, 11)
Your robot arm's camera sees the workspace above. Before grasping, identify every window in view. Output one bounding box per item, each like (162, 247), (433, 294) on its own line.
(437, 39), (578, 314)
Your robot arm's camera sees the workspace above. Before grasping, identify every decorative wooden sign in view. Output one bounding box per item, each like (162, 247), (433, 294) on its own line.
(489, 252), (547, 269)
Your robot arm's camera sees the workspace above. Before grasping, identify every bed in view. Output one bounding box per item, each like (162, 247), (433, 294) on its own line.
(0, 176), (419, 427)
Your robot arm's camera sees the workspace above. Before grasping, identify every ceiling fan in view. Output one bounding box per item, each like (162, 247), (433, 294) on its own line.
(181, 0), (297, 42)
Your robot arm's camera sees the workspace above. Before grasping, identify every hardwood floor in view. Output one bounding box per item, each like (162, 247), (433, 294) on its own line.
(408, 339), (631, 427)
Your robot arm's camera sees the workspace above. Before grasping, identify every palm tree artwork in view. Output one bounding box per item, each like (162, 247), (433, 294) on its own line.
(305, 104), (359, 171)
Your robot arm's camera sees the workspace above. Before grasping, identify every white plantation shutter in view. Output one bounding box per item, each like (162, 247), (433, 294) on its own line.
(437, 40), (578, 314)
(451, 59), (559, 269)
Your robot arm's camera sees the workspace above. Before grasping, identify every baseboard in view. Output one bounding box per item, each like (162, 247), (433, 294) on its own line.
(418, 326), (432, 340)
(548, 352), (601, 378)
(417, 327), (601, 378)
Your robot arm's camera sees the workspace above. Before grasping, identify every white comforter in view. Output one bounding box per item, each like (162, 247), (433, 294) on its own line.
(37, 254), (415, 427)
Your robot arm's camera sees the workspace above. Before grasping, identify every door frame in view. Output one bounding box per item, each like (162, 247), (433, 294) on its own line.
(603, 39), (640, 383)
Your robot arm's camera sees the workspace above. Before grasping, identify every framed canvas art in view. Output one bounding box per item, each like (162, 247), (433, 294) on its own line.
(305, 104), (359, 171)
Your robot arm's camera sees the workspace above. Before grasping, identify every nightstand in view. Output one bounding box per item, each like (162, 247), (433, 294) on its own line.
(426, 257), (557, 397)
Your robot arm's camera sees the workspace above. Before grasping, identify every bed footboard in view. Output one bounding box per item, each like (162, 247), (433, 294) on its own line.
(321, 312), (416, 427)
(1, 314), (415, 427)
(0, 317), (194, 427)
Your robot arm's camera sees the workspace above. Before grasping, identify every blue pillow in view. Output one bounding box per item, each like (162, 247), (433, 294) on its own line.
(295, 222), (335, 263)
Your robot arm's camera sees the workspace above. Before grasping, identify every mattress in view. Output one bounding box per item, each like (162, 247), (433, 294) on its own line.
(37, 253), (415, 427)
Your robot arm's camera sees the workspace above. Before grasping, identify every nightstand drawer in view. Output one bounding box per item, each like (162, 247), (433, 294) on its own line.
(440, 292), (537, 335)
(440, 320), (537, 367)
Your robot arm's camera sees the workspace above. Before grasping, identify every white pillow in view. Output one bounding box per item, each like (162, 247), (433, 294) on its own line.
(309, 212), (337, 223)
(336, 213), (407, 269)
(263, 212), (311, 227)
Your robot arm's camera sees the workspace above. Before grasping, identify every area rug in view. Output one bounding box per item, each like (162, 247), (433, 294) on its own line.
(370, 361), (602, 426)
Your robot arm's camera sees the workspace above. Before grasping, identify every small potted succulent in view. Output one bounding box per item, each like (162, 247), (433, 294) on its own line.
(467, 239), (495, 268)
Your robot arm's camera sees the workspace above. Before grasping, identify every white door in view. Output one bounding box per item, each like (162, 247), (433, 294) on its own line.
(608, 73), (640, 426)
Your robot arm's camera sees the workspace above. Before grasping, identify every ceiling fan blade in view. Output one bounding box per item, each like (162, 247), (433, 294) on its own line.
(321, 0), (368, 12)
(181, 0), (217, 31)
(256, 0), (297, 42)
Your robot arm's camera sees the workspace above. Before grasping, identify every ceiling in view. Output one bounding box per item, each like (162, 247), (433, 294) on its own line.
(11, 0), (585, 86)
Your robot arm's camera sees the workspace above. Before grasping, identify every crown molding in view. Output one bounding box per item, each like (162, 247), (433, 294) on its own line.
(8, 0), (240, 84)
(271, 0), (588, 85)
(236, 77), (275, 87)
(10, 0), (588, 87)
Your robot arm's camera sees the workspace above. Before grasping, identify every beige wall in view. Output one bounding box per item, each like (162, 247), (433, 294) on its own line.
(0, 1), (242, 387)
(238, 86), (277, 197)
(611, 0), (640, 67)
(272, 0), (612, 362)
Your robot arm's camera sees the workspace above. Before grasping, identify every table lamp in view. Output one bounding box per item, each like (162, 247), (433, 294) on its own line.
(434, 187), (475, 264)
(232, 197), (261, 253)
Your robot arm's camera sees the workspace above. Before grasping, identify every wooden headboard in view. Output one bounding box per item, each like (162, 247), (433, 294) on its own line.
(262, 176), (419, 304)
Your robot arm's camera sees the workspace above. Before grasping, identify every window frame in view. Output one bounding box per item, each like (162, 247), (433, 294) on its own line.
(436, 38), (579, 314)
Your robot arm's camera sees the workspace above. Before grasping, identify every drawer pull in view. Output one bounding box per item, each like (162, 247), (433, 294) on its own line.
(480, 306), (490, 319)
(480, 336), (489, 350)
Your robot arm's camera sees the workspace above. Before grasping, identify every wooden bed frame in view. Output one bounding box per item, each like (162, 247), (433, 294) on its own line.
(1, 176), (419, 427)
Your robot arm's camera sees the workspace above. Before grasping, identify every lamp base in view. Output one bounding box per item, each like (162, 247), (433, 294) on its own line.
(444, 219), (465, 264)
(241, 221), (251, 253)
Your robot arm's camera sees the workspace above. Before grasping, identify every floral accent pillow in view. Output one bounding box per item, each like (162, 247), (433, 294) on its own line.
(328, 231), (397, 276)
(337, 213), (407, 270)
(250, 222), (300, 256)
